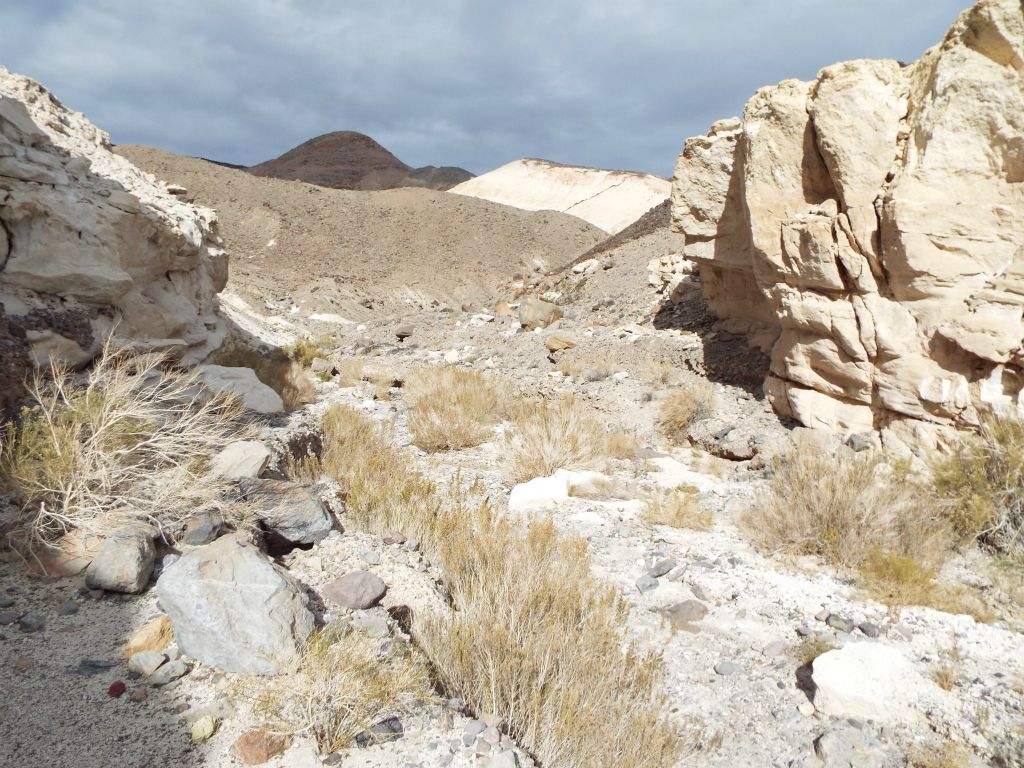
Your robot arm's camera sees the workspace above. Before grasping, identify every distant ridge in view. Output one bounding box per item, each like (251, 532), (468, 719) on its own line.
(449, 158), (670, 234)
(245, 130), (473, 191)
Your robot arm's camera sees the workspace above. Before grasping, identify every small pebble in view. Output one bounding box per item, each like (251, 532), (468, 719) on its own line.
(18, 611), (45, 633)
(690, 584), (708, 601)
(0, 596), (14, 609)
(107, 680), (127, 698)
(636, 575), (658, 593)
(714, 660), (741, 676)
(14, 656), (32, 671)
(647, 558), (676, 578)
(858, 622), (880, 638)
(360, 550), (381, 566)
(60, 602), (79, 616)
(129, 687), (148, 703)
(825, 614), (855, 633)
(0, 610), (21, 625)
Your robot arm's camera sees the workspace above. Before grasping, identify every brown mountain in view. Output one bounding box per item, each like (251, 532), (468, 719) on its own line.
(245, 131), (473, 191)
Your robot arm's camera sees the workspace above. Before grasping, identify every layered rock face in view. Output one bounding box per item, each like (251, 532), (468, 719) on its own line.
(668, 0), (1024, 439)
(0, 67), (227, 406)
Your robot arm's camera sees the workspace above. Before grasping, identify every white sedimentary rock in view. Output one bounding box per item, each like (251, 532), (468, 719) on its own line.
(669, 0), (1024, 437)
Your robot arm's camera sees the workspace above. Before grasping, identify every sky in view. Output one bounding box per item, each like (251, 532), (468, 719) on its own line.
(0, 1), (971, 177)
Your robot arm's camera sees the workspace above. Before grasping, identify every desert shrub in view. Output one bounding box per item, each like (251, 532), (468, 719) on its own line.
(285, 335), (333, 368)
(0, 344), (247, 548)
(209, 344), (314, 411)
(658, 381), (715, 440)
(741, 443), (950, 571)
(643, 485), (712, 530)
(931, 415), (1024, 555)
(313, 405), (684, 768)
(251, 623), (432, 754)
(404, 367), (501, 451)
(501, 395), (623, 483)
(796, 634), (837, 667)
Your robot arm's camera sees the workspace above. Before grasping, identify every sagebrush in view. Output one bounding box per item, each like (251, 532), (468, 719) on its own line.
(0, 344), (248, 549)
(931, 415), (1024, 555)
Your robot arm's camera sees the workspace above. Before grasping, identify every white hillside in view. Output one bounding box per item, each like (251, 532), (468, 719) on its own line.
(449, 158), (669, 234)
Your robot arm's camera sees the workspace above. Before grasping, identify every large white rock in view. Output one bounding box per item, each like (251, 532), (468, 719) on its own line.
(508, 473), (570, 512)
(668, 0), (1024, 435)
(155, 535), (314, 675)
(197, 365), (284, 413)
(812, 643), (931, 722)
(210, 440), (273, 480)
(450, 158), (669, 234)
(0, 67), (229, 389)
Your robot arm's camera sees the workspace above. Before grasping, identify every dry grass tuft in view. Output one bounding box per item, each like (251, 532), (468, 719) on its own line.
(931, 415), (1024, 555)
(250, 623), (432, 755)
(907, 741), (972, 768)
(284, 336), (333, 368)
(0, 343), (248, 549)
(311, 404), (684, 768)
(796, 634), (838, 667)
(643, 485), (712, 530)
(404, 367), (502, 451)
(742, 443), (950, 571)
(931, 639), (964, 692)
(500, 395), (626, 483)
(658, 381), (715, 441)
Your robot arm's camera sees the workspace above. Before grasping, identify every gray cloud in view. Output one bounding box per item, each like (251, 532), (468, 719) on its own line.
(0, 0), (970, 175)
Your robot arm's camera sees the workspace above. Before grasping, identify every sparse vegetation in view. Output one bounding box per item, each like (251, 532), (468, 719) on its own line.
(907, 740), (971, 768)
(250, 623), (432, 754)
(658, 381), (715, 441)
(796, 634), (837, 667)
(302, 404), (684, 768)
(742, 443), (950, 571)
(643, 485), (712, 530)
(404, 366), (502, 451)
(284, 335), (333, 368)
(500, 395), (628, 483)
(931, 415), (1024, 555)
(931, 639), (964, 692)
(0, 344), (248, 549)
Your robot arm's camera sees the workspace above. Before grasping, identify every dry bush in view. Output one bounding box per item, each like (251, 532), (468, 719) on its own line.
(404, 367), (502, 451)
(0, 344), (248, 548)
(931, 640), (964, 691)
(907, 741), (971, 768)
(931, 415), (1024, 555)
(658, 381), (715, 440)
(315, 404), (684, 768)
(796, 634), (838, 667)
(501, 396), (623, 483)
(250, 623), (432, 754)
(209, 344), (314, 412)
(643, 485), (712, 530)
(285, 336), (333, 368)
(741, 443), (951, 571)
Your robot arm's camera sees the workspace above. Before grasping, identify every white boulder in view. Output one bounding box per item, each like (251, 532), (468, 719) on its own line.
(812, 642), (931, 722)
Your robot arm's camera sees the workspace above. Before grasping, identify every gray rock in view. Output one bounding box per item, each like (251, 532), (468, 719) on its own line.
(241, 479), (333, 545)
(60, 601), (79, 616)
(487, 751), (519, 768)
(889, 623), (913, 641)
(858, 622), (880, 638)
(814, 725), (885, 768)
(464, 720), (487, 738)
(647, 558), (677, 578)
(763, 640), (788, 657)
(690, 584), (708, 601)
(128, 651), (166, 677)
(18, 611), (45, 633)
(148, 658), (189, 686)
(196, 366), (283, 414)
(825, 614), (855, 633)
(845, 433), (874, 453)
(180, 512), (223, 546)
(0, 596), (14, 608)
(0, 610), (21, 625)
(482, 726), (501, 745)
(84, 530), (155, 594)
(360, 550), (381, 566)
(636, 575), (659, 593)
(156, 535), (314, 675)
(210, 440), (272, 480)
(658, 600), (708, 631)
(714, 660), (741, 676)
(351, 611), (390, 639)
(323, 571), (387, 610)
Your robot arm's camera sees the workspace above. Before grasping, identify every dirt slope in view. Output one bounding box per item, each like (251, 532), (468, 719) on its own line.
(245, 131), (472, 191)
(117, 145), (604, 320)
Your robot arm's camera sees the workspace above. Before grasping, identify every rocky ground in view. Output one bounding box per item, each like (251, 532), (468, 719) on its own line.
(3, 262), (1022, 767)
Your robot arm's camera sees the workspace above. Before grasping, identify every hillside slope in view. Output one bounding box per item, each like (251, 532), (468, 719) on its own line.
(246, 131), (472, 191)
(449, 158), (670, 234)
(117, 145), (604, 320)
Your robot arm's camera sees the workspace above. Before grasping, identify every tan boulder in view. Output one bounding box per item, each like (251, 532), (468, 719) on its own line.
(122, 615), (175, 658)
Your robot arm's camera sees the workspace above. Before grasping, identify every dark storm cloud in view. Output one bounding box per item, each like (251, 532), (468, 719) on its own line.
(0, 1), (970, 176)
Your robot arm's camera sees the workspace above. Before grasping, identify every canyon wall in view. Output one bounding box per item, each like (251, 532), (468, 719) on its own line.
(0, 68), (228, 408)
(666, 0), (1024, 441)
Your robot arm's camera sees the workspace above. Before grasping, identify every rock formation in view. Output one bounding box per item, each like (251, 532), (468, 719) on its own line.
(450, 158), (670, 234)
(664, 0), (1024, 441)
(247, 130), (473, 191)
(0, 67), (228, 407)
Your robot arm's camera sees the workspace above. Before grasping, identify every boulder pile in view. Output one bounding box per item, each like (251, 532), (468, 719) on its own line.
(664, 0), (1024, 443)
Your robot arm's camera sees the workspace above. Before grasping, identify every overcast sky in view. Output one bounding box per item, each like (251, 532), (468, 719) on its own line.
(1, 1), (970, 176)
